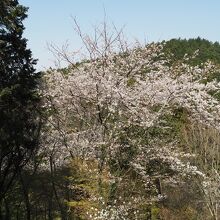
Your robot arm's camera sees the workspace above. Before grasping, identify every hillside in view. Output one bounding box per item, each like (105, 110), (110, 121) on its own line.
(4, 37), (220, 219)
(163, 37), (220, 66)
(41, 38), (220, 219)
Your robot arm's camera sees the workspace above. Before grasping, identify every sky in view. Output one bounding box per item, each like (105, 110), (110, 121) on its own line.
(19, 0), (220, 71)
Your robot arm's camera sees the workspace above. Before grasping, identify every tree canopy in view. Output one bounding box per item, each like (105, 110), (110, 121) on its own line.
(163, 37), (220, 66)
(0, 0), (41, 204)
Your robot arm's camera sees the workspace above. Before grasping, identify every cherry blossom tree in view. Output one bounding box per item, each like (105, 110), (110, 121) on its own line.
(41, 21), (220, 218)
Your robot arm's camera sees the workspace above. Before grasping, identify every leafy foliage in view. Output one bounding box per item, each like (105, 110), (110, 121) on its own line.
(0, 0), (41, 206)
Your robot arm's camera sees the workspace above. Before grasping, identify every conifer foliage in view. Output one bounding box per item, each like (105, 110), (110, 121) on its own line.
(0, 0), (40, 201)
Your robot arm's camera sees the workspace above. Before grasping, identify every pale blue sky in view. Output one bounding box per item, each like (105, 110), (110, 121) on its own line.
(19, 0), (220, 71)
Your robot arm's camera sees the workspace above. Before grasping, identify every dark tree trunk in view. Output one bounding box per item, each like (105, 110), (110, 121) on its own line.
(4, 198), (10, 220)
(154, 178), (162, 195)
(18, 170), (31, 220)
(0, 201), (3, 220)
(48, 192), (53, 220)
(50, 156), (67, 220)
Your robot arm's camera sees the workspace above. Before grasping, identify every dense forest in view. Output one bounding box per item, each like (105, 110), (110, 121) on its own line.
(163, 37), (220, 65)
(0, 1), (220, 220)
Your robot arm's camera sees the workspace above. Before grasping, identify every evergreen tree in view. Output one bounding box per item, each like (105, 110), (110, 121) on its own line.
(0, 0), (41, 203)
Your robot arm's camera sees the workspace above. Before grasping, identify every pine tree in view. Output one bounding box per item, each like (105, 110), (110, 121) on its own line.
(0, 0), (41, 202)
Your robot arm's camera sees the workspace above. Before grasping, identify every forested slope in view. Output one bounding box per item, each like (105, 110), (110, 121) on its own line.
(163, 37), (220, 66)
(2, 33), (220, 219)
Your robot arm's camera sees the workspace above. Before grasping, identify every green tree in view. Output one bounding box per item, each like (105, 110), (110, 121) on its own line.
(0, 0), (41, 209)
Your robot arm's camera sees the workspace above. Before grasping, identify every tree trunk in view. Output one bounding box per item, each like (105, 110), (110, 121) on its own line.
(50, 156), (67, 220)
(48, 192), (53, 220)
(18, 170), (31, 220)
(4, 198), (10, 220)
(0, 201), (2, 220)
